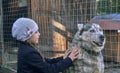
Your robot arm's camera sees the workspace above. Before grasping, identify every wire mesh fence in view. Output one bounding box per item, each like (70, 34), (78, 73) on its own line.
(1, 0), (120, 73)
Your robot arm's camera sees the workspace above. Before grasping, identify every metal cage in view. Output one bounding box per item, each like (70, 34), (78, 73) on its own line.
(1, 0), (120, 73)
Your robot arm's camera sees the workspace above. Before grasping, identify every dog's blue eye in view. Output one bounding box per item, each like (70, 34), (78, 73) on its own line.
(99, 29), (102, 31)
(90, 30), (95, 32)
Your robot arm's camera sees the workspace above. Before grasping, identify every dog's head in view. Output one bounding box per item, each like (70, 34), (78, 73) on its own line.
(74, 23), (106, 52)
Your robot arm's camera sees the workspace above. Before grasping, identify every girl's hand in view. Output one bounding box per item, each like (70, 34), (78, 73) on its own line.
(63, 49), (71, 59)
(68, 47), (80, 61)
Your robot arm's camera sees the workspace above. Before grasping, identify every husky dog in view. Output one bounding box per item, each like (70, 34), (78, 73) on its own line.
(63, 23), (106, 73)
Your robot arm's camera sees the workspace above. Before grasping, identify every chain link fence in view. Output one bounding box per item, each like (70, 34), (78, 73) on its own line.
(1, 0), (120, 73)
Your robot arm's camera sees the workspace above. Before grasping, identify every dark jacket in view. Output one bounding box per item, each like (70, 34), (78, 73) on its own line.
(17, 42), (73, 73)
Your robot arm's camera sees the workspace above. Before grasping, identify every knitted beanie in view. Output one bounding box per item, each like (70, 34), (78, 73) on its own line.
(12, 18), (38, 41)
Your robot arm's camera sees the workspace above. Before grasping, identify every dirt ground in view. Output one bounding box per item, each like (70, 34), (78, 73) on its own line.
(0, 68), (16, 73)
(105, 68), (120, 73)
(104, 62), (120, 73)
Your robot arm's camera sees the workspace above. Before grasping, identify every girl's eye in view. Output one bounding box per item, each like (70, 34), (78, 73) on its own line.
(35, 31), (40, 35)
(90, 30), (95, 33)
(35, 31), (38, 33)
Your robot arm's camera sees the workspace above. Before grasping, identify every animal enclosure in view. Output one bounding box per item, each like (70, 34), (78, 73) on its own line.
(1, 0), (120, 73)
(91, 14), (120, 63)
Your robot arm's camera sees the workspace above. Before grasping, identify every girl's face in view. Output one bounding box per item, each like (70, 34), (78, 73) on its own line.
(27, 31), (40, 44)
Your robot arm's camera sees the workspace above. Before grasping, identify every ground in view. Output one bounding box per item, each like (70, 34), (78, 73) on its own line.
(104, 62), (120, 73)
(0, 68), (16, 73)
(105, 68), (120, 73)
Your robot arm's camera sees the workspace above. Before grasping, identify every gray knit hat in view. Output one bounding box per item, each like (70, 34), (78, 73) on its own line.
(12, 18), (38, 41)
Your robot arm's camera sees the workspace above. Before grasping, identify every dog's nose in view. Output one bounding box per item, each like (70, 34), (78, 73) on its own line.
(99, 35), (104, 41)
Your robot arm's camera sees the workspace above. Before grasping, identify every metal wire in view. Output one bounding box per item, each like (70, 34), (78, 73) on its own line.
(1, 0), (120, 73)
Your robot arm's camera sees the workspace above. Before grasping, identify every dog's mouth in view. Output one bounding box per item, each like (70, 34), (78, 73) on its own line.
(93, 41), (103, 47)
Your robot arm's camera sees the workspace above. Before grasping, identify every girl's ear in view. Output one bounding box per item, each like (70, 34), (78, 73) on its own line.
(77, 24), (83, 31)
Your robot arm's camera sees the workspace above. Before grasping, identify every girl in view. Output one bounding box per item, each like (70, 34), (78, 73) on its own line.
(12, 18), (80, 73)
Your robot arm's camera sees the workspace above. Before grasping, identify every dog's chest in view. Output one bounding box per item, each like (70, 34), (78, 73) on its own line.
(74, 51), (104, 73)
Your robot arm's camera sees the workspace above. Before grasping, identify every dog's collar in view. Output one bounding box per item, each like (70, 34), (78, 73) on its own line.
(82, 46), (100, 56)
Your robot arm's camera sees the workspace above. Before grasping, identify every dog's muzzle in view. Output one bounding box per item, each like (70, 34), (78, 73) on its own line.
(93, 35), (105, 47)
(100, 35), (105, 42)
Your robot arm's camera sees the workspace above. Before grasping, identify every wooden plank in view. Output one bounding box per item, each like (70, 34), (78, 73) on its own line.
(117, 31), (120, 62)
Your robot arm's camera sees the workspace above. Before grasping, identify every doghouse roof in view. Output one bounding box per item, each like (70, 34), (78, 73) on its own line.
(90, 14), (120, 30)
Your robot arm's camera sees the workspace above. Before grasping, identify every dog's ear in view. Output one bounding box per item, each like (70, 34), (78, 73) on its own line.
(77, 24), (83, 30)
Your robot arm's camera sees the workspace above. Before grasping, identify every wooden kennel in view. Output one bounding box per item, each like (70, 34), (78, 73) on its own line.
(90, 14), (120, 63)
